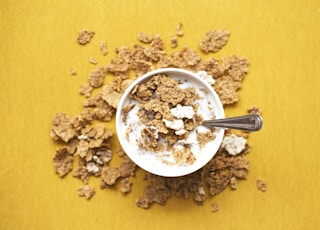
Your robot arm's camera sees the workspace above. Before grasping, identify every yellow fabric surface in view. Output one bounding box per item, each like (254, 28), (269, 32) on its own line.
(1, 0), (320, 229)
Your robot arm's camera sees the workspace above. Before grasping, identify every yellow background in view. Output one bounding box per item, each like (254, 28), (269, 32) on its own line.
(1, 0), (320, 229)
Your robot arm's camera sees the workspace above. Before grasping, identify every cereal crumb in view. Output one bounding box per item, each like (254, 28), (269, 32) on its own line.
(100, 41), (108, 56)
(89, 58), (98, 65)
(176, 23), (184, 37)
(120, 178), (132, 194)
(71, 69), (77, 75)
(78, 185), (95, 200)
(257, 178), (267, 192)
(77, 30), (95, 45)
(200, 30), (229, 53)
(79, 84), (93, 98)
(211, 202), (219, 212)
(170, 36), (178, 48)
(137, 32), (153, 43)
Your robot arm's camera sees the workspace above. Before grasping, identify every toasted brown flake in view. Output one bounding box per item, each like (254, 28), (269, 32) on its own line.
(101, 166), (121, 187)
(79, 84), (93, 98)
(136, 174), (171, 209)
(53, 147), (73, 177)
(202, 149), (249, 196)
(223, 55), (249, 82)
(88, 66), (107, 88)
(78, 185), (95, 199)
(77, 30), (95, 45)
(137, 32), (153, 43)
(120, 178), (132, 194)
(200, 30), (229, 53)
(213, 75), (240, 105)
(119, 156), (137, 177)
(193, 187), (207, 205)
(50, 113), (77, 142)
(257, 178), (267, 192)
(101, 84), (122, 109)
(73, 166), (90, 184)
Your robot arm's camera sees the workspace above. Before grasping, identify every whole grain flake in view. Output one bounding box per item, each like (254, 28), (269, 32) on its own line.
(77, 30), (95, 45)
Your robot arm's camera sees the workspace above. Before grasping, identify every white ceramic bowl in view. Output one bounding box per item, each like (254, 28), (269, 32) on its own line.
(116, 68), (225, 177)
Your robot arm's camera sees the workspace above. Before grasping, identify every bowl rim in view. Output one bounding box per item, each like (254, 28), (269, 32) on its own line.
(116, 68), (225, 177)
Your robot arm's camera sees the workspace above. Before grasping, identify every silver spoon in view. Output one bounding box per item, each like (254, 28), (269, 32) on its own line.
(202, 114), (263, 132)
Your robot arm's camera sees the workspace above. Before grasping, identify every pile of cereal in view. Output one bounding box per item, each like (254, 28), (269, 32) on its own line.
(50, 24), (262, 210)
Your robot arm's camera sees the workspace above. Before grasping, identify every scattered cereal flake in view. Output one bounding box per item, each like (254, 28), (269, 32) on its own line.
(211, 202), (219, 212)
(176, 23), (184, 37)
(89, 58), (98, 65)
(100, 41), (108, 56)
(199, 57), (225, 79)
(50, 113), (76, 142)
(53, 147), (73, 178)
(79, 84), (93, 98)
(137, 32), (153, 43)
(202, 150), (249, 196)
(170, 36), (178, 48)
(77, 30), (95, 45)
(120, 178), (132, 194)
(119, 156), (137, 177)
(71, 69), (77, 75)
(213, 75), (240, 105)
(78, 185), (95, 200)
(88, 66), (107, 88)
(73, 166), (90, 184)
(200, 30), (230, 53)
(193, 187), (207, 205)
(136, 175), (171, 209)
(196, 131), (216, 148)
(171, 47), (201, 71)
(106, 58), (129, 73)
(223, 55), (249, 82)
(257, 178), (267, 192)
(222, 134), (246, 156)
(101, 166), (121, 187)
(247, 105), (262, 115)
(102, 84), (122, 109)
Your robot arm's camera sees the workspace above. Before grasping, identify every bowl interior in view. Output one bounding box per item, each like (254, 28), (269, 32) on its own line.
(116, 68), (225, 177)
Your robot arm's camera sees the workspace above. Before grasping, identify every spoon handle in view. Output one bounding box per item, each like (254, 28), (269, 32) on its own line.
(202, 114), (263, 132)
